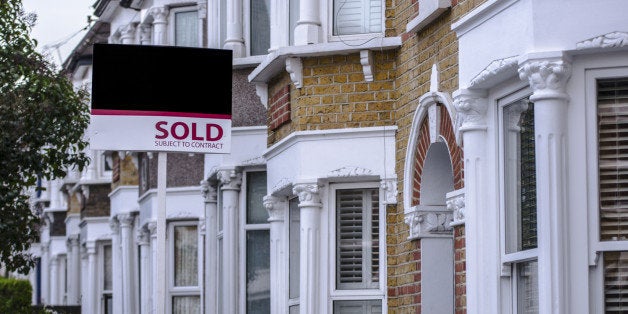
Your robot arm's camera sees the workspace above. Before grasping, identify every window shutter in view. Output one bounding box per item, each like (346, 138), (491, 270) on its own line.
(333, 0), (382, 35)
(605, 251), (628, 312)
(598, 78), (628, 241)
(336, 188), (379, 289)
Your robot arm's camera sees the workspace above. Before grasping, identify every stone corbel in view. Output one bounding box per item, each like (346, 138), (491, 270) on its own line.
(452, 89), (488, 145)
(380, 178), (398, 205)
(446, 188), (465, 226)
(255, 83), (268, 108)
(360, 50), (374, 82)
(404, 205), (453, 240)
(286, 57), (303, 88)
(263, 195), (284, 222)
(200, 180), (217, 203)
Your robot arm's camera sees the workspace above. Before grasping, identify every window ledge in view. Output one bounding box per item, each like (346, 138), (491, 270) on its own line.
(248, 37), (402, 85)
(406, 0), (452, 34)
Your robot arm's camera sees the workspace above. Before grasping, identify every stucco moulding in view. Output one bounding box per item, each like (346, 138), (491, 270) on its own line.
(468, 56), (519, 89)
(576, 31), (628, 50)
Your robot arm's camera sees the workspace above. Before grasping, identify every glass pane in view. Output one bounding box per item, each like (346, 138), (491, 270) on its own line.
(172, 296), (200, 314)
(103, 244), (112, 290)
(218, 187), (223, 231)
(333, 300), (382, 314)
(174, 225), (198, 286)
(175, 10), (198, 47)
(218, 238), (223, 313)
(289, 305), (300, 314)
(598, 78), (628, 241)
(604, 251), (628, 312)
(104, 294), (113, 314)
(289, 197), (300, 299)
(289, 0), (300, 45)
(333, 0), (382, 36)
(246, 230), (271, 313)
(504, 99), (537, 253)
(251, 0), (270, 55)
(516, 260), (539, 314)
(247, 172), (268, 224)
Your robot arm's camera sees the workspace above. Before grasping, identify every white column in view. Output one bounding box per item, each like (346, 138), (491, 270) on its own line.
(86, 241), (98, 314)
(150, 7), (169, 45)
(138, 24), (152, 45)
(110, 218), (123, 314)
(148, 220), (158, 314)
(67, 235), (81, 305)
(119, 23), (137, 45)
(197, 2), (207, 47)
(80, 245), (88, 311)
(218, 169), (242, 312)
(41, 242), (50, 305)
(453, 89), (496, 314)
(293, 183), (322, 314)
(119, 213), (136, 314)
(137, 227), (151, 314)
(49, 255), (59, 305)
(222, 0), (246, 57)
(202, 180), (218, 312)
(294, 0), (321, 45)
(263, 195), (287, 314)
(519, 52), (572, 314)
(270, 0), (290, 51)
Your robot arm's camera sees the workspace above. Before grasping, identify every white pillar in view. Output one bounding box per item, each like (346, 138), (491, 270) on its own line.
(148, 220), (158, 314)
(518, 52), (572, 314)
(139, 24), (152, 45)
(119, 23), (137, 45)
(137, 227), (151, 314)
(270, 0), (290, 51)
(86, 241), (98, 314)
(119, 213), (136, 314)
(223, 0), (246, 57)
(294, 0), (321, 45)
(150, 7), (169, 45)
(67, 235), (81, 305)
(218, 169), (242, 312)
(49, 255), (59, 305)
(110, 218), (123, 314)
(293, 183), (322, 314)
(453, 89), (497, 314)
(202, 180), (218, 312)
(41, 242), (50, 305)
(263, 195), (288, 314)
(80, 245), (88, 312)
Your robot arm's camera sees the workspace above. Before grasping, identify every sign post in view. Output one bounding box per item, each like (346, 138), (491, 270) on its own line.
(90, 43), (232, 314)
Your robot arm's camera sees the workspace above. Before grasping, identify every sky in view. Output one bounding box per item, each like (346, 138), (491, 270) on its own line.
(21, 0), (94, 67)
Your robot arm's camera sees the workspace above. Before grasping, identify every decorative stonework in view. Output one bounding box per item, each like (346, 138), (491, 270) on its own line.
(293, 184), (322, 208)
(453, 89), (488, 144)
(404, 205), (454, 240)
(286, 57), (303, 88)
(147, 220), (157, 237)
(139, 24), (151, 45)
(149, 7), (169, 24)
(201, 180), (217, 203)
(271, 178), (292, 195)
(255, 83), (268, 108)
(380, 178), (398, 205)
(263, 195), (284, 222)
(109, 217), (119, 233)
(428, 102), (440, 144)
(576, 31), (628, 50)
(468, 56), (518, 89)
(197, 2), (207, 19)
(217, 169), (242, 190)
(118, 23), (137, 43)
(118, 213), (134, 228)
(446, 189), (465, 226)
(136, 228), (150, 245)
(328, 166), (373, 177)
(518, 58), (571, 98)
(360, 50), (374, 82)
(166, 211), (196, 219)
(67, 234), (80, 247)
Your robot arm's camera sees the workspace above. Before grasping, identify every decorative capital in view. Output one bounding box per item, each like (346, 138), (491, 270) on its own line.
(138, 24), (152, 44)
(118, 213), (134, 228)
(446, 189), (466, 227)
(453, 89), (488, 141)
(147, 220), (158, 237)
(286, 57), (303, 89)
(201, 180), (218, 203)
(67, 234), (80, 247)
(109, 217), (120, 233)
(518, 55), (571, 101)
(118, 23), (137, 42)
(136, 227), (150, 245)
(149, 7), (169, 24)
(217, 169), (242, 190)
(197, 2), (207, 19)
(293, 183), (322, 208)
(263, 195), (284, 222)
(404, 205), (453, 240)
(380, 178), (398, 205)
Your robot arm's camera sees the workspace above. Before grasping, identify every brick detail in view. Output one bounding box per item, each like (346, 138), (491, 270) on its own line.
(439, 105), (464, 190)
(268, 84), (291, 131)
(454, 225), (467, 314)
(80, 184), (111, 218)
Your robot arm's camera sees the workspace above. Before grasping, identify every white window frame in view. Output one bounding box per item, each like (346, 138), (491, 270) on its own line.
(497, 86), (539, 313)
(167, 220), (202, 313)
(238, 168), (270, 313)
(327, 181), (386, 313)
(168, 5), (200, 47)
(327, 0), (385, 43)
(99, 241), (113, 314)
(243, 0), (272, 56)
(585, 66), (628, 313)
(287, 196), (300, 311)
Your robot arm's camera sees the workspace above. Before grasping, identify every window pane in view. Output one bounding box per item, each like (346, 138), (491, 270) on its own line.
(598, 78), (628, 241)
(333, 0), (382, 35)
(504, 99), (537, 253)
(289, 197), (300, 299)
(247, 172), (268, 224)
(289, 0), (300, 45)
(174, 225), (198, 286)
(175, 10), (198, 47)
(104, 294), (113, 314)
(172, 296), (200, 314)
(333, 300), (382, 314)
(289, 305), (300, 314)
(251, 0), (270, 55)
(516, 260), (539, 314)
(336, 188), (379, 289)
(246, 230), (271, 313)
(604, 251), (628, 312)
(103, 244), (112, 290)
(218, 238), (223, 313)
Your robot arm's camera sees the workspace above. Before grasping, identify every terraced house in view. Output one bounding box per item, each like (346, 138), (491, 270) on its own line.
(28, 0), (628, 313)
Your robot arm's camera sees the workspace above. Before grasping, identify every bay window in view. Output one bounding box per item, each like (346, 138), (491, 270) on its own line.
(168, 221), (200, 313)
(101, 243), (113, 314)
(500, 90), (539, 313)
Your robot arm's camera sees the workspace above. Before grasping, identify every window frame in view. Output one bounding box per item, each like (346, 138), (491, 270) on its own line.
(99, 241), (113, 314)
(168, 5), (200, 48)
(327, 0), (385, 43)
(497, 86), (539, 313)
(167, 220), (201, 313)
(327, 181), (386, 311)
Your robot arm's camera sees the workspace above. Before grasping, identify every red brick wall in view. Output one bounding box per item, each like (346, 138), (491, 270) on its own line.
(269, 85), (291, 131)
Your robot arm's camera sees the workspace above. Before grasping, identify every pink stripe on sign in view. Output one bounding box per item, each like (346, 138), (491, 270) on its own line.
(91, 109), (232, 119)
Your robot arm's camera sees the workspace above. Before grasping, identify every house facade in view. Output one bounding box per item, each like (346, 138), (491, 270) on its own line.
(28, 0), (628, 313)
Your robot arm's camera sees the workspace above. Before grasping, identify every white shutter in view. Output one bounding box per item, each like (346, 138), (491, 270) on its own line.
(333, 0), (382, 35)
(598, 78), (628, 240)
(605, 251), (628, 312)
